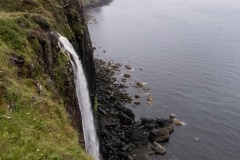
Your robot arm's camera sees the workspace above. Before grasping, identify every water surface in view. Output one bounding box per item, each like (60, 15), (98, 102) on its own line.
(88, 0), (240, 159)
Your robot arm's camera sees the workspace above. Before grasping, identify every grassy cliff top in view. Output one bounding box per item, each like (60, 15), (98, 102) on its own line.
(0, 0), (91, 159)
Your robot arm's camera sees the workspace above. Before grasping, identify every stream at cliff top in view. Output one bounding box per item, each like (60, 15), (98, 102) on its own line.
(58, 35), (100, 160)
(88, 0), (240, 159)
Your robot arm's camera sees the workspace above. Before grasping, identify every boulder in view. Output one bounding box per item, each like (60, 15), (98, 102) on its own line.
(121, 144), (130, 151)
(122, 107), (135, 121)
(152, 141), (166, 155)
(147, 96), (154, 106)
(115, 104), (125, 110)
(141, 117), (156, 129)
(119, 113), (133, 125)
(131, 129), (148, 145)
(134, 99), (141, 105)
(125, 64), (132, 69)
(135, 94), (140, 98)
(156, 118), (173, 127)
(149, 128), (170, 142)
(173, 119), (184, 126)
(136, 81), (144, 87)
(124, 73), (131, 78)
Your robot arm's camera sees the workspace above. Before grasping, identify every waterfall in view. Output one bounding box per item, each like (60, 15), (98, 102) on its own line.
(58, 35), (100, 160)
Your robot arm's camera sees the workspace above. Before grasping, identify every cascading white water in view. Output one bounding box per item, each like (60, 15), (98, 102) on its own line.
(58, 35), (100, 160)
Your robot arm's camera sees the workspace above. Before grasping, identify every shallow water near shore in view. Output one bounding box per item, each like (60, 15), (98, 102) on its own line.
(88, 0), (240, 159)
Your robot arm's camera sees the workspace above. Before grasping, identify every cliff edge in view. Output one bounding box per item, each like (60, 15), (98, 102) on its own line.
(0, 0), (94, 159)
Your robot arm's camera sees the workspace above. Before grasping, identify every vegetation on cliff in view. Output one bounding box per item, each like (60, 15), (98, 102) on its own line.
(0, 0), (92, 159)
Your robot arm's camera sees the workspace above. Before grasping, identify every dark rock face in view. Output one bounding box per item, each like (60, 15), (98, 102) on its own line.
(63, 0), (96, 105)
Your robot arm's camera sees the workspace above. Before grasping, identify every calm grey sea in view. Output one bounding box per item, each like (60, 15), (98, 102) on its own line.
(88, 0), (240, 159)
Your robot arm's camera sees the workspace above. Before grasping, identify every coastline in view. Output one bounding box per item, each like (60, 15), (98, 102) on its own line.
(94, 58), (178, 159)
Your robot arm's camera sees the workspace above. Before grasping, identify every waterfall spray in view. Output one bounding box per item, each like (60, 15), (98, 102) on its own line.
(58, 35), (100, 160)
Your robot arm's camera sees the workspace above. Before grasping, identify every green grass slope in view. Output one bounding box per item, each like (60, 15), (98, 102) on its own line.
(0, 0), (91, 159)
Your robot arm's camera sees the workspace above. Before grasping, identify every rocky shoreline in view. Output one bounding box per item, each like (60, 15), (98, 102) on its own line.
(94, 58), (183, 160)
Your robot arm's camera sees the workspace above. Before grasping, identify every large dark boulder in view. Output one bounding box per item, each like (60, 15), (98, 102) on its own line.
(149, 128), (170, 142)
(156, 118), (174, 132)
(131, 129), (148, 145)
(141, 117), (156, 129)
(156, 118), (173, 127)
(122, 107), (135, 121)
(119, 113), (134, 125)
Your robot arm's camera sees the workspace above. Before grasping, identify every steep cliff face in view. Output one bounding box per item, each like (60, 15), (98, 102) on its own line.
(0, 0), (94, 159)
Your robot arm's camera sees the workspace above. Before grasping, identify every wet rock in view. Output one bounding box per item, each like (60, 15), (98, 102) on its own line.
(143, 86), (149, 91)
(121, 144), (131, 151)
(115, 104), (125, 110)
(152, 141), (166, 155)
(173, 119), (184, 126)
(124, 73), (131, 78)
(156, 118), (173, 127)
(134, 99), (141, 105)
(121, 78), (127, 82)
(147, 151), (156, 155)
(147, 95), (154, 106)
(149, 128), (170, 142)
(125, 64), (132, 69)
(141, 117), (156, 129)
(136, 81), (144, 87)
(119, 113), (134, 125)
(122, 107), (135, 121)
(170, 113), (184, 126)
(99, 107), (107, 115)
(131, 129), (148, 145)
(164, 123), (175, 133)
(135, 94), (140, 98)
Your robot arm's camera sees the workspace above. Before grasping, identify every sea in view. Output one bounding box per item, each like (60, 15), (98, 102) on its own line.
(87, 0), (240, 159)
